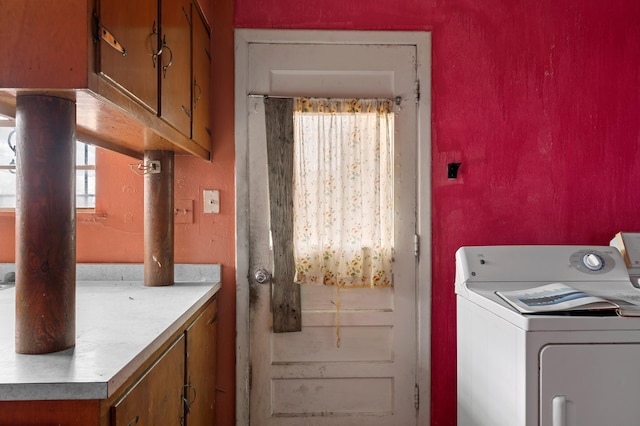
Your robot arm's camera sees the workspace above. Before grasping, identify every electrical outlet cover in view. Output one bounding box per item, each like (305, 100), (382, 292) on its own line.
(203, 189), (220, 214)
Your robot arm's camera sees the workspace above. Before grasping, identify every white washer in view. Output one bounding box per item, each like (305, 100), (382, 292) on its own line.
(455, 245), (640, 426)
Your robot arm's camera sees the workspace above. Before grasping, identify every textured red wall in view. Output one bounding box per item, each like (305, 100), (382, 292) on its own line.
(235, 0), (640, 424)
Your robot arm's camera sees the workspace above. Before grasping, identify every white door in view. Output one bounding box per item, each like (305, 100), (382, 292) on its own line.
(235, 30), (432, 426)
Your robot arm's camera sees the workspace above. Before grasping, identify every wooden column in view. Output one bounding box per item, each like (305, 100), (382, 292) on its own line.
(15, 92), (76, 354)
(144, 150), (174, 286)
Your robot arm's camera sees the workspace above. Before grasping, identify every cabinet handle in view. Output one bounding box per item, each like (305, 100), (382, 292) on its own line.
(149, 21), (162, 68)
(182, 382), (197, 414)
(552, 395), (566, 426)
(161, 44), (174, 78)
(186, 382), (197, 403)
(193, 80), (203, 107)
(126, 415), (140, 426)
(181, 395), (191, 415)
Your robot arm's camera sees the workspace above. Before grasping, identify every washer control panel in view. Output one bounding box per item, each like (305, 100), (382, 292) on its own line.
(570, 249), (616, 274)
(455, 246), (629, 285)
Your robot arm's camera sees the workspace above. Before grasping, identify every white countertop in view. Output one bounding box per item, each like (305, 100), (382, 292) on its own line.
(0, 271), (221, 401)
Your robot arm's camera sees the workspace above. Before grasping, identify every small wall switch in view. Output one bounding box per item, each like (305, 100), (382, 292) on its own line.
(203, 189), (220, 214)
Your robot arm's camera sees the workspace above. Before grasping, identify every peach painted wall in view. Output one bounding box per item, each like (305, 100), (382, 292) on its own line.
(0, 0), (236, 425)
(234, 0), (640, 424)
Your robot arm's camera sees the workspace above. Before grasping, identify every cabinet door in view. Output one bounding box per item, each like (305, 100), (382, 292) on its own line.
(160, 0), (192, 136)
(185, 298), (217, 425)
(191, 4), (211, 151)
(540, 343), (640, 426)
(99, 0), (159, 112)
(112, 335), (186, 426)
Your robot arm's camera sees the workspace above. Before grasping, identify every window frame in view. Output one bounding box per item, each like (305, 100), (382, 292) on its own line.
(0, 120), (96, 212)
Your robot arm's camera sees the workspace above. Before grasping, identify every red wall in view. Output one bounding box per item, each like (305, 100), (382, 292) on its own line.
(235, 0), (640, 424)
(2, 1), (639, 425)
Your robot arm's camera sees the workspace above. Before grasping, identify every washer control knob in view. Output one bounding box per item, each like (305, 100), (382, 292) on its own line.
(583, 253), (603, 271)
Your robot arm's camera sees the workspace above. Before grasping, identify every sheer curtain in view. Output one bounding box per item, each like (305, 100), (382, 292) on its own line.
(292, 98), (395, 289)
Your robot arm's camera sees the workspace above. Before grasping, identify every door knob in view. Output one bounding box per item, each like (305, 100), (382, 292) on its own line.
(254, 268), (271, 284)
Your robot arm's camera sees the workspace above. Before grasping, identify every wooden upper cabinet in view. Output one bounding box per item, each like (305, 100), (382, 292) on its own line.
(160, 0), (192, 137)
(192, 4), (212, 150)
(99, 0), (159, 113)
(0, 0), (211, 160)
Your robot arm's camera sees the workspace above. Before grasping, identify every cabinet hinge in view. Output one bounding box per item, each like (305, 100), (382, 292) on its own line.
(414, 383), (420, 410)
(92, 10), (99, 43)
(414, 234), (420, 258)
(414, 80), (420, 102)
(182, 105), (192, 119)
(98, 24), (127, 56)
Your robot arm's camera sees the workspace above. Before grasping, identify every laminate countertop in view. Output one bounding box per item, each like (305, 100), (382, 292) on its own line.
(0, 265), (221, 401)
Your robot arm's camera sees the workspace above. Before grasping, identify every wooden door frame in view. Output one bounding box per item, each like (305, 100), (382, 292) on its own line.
(234, 29), (432, 426)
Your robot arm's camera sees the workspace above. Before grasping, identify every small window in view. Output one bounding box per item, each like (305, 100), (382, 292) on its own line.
(0, 125), (96, 209)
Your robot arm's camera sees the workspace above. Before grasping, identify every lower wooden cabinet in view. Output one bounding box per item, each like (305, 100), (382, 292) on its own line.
(110, 296), (218, 426)
(185, 298), (218, 424)
(0, 295), (218, 426)
(111, 335), (186, 426)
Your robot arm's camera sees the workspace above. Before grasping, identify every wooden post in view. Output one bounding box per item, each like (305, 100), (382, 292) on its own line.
(144, 150), (174, 286)
(15, 92), (76, 354)
(264, 98), (301, 333)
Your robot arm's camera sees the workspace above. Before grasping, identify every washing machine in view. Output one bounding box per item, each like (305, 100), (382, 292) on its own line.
(455, 245), (640, 426)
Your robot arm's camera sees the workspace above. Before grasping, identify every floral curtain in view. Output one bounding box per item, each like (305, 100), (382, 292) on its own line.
(292, 98), (395, 288)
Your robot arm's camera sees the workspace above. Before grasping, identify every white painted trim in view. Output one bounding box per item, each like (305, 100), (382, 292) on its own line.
(234, 29), (252, 426)
(234, 29), (432, 426)
(415, 32), (433, 426)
